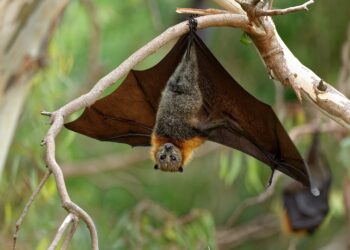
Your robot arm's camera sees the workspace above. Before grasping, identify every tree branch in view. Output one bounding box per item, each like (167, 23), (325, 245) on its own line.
(255, 0), (314, 17)
(176, 7), (228, 15)
(61, 217), (79, 250)
(13, 170), (51, 250)
(48, 213), (79, 250)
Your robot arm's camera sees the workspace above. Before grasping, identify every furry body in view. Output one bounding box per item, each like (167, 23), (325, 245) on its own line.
(151, 46), (205, 171)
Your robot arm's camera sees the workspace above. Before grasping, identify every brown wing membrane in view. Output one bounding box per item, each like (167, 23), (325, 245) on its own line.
(65, 36), (189, 147)
(192, 34), (311, 186)
(283, 133), (331, 233)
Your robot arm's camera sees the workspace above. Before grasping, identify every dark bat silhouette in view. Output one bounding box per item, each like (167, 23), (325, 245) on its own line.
(283, 132), (331, 234)
(65, 25), (312, 187)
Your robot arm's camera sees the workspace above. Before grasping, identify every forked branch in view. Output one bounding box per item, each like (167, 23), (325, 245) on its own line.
(256, 0), (314, 16)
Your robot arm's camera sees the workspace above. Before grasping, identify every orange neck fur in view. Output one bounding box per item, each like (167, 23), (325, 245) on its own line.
(151, 134), (205, 166)
(281, 210), (308, 236)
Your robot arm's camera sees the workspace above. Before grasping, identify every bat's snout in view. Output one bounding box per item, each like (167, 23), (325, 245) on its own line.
(164, 143), (173, 151)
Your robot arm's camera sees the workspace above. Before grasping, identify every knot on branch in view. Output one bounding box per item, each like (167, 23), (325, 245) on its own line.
(317, 80), (328, 92)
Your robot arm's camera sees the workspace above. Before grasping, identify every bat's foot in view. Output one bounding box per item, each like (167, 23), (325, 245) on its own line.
(187, 15), (198, 33)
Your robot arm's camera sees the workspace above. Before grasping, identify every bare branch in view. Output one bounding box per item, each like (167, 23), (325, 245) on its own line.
(256, 0), (315, 17)
(45, 131), (99, 249)
(48, 213), (78, 250)
(13, 170), (51, 250)
(214, 0), (245, 14)
(61, 217), (79, 250)
(176, 8), (228, 15)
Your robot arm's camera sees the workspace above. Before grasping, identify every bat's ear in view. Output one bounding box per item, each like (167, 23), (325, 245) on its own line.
(154, 164), (159, 170)
(178, 167), (184, 173)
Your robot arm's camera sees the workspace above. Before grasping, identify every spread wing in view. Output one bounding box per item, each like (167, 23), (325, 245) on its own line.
(282, 132), (331, 233)
(192, 34), (311, 187)
(65, 35), (189, 146)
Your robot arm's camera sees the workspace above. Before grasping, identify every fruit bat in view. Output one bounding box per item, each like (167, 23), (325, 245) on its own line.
(65, 19), (312, 187)
(282, 132), (331, 234)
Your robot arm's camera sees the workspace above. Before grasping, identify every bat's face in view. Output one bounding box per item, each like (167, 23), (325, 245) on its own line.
(154, 143), (183, 172)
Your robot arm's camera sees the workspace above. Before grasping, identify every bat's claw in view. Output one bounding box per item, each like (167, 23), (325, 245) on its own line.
(187, 15), (198, 33)
(266, 168), (275, 188)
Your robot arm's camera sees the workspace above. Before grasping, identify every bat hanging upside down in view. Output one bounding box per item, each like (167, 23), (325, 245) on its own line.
(282, 132), (331, 234)
(65, 18), (314, 188)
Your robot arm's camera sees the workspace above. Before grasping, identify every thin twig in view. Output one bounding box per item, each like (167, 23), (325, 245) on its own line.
(13, 170), (52, 250)
(61, 216), (80, 250)
(176, 8), (228, 15)
(256, 0), (314, 17)
(48, 213), (78, 250)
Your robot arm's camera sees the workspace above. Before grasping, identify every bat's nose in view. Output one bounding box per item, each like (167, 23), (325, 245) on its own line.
(164, 143), (173, 151)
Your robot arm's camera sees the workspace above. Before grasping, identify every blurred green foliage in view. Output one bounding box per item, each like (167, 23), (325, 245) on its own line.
(1, 0), (350, 249)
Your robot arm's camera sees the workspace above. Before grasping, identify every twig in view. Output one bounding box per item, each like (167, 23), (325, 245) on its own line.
(176, 8), (228, 15)
(48, 213), (78, 250)
(13, 170), (52, 250)
(255, 0), (315, 17)
(61, 216), (80, 250)
(214, 0), (245, 15)
(226, 172), (281, 226)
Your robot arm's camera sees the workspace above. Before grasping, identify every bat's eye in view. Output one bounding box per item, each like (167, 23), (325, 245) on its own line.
(170, 155), (176, 161)
(160, 154), (166, 160)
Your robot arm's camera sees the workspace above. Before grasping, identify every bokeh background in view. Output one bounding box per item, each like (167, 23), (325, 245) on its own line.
(1, 0), (350, 249)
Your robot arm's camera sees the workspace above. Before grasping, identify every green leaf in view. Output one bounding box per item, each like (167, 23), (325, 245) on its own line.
(240, 32), (252, 45)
